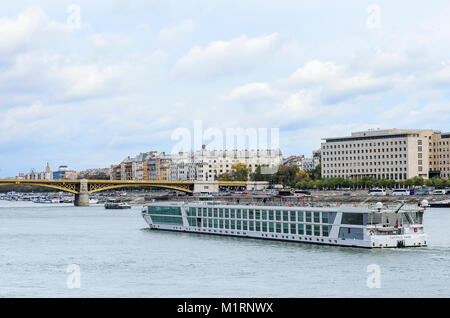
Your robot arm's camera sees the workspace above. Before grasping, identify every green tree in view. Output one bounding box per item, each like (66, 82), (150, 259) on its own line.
(232, 163), (250, 181)
(250, 164), (274, 182)
(275, 164), (299, 186)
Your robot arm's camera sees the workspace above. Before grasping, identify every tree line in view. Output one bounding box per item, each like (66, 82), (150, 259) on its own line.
(218, 163), (450, 189)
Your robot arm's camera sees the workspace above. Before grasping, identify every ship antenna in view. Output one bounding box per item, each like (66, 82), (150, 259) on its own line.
(394, 200), (406, 213)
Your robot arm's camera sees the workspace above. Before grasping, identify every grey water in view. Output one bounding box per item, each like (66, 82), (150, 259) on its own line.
(1, 200), (449, 298)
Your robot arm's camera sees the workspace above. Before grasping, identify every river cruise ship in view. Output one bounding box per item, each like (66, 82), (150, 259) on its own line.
(141, 201), (428, 248)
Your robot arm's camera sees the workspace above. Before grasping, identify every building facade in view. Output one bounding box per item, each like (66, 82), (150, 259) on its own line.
(110, 148), (283, 181)
(321, 129), (446, 181)
(429, 132), (450, 179)
(283, 155), (304, 170)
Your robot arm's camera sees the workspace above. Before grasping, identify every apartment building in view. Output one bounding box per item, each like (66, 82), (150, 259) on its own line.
(429, 132), (450, 179)
(191, 147), (282, 181)
(321, 129), (439, 181)
(110, 147), (283, 181)
(283, 155), (305, 170)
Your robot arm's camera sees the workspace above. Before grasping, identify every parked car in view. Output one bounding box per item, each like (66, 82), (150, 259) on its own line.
(415, 189), (431, 195)
(368, 188), (386, 196)
(433, 189), (447, 195)
(278, 190), (292, 196)
(293, 190), (311, 196)
(391, 189), (411, 196)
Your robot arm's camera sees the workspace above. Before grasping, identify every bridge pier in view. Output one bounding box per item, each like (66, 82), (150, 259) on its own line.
(74, 179), (89, 206)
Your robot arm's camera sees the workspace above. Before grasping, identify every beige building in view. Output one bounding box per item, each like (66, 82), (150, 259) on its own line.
(429, 132), (450, 179)
(321, 129), (443, 181)
(110, 148), (282, 181)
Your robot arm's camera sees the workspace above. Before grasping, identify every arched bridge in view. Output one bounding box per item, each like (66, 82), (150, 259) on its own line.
(0, 179), (260, 206)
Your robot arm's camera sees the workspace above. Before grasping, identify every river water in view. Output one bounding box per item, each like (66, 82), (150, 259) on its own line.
(0, 200), (449, 297)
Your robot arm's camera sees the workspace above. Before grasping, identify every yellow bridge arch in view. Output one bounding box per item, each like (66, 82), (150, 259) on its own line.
(0, 179), (197, 194)
(0, 179), (250, 195)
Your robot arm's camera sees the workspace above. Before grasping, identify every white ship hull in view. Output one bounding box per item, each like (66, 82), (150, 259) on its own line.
(142, 202), (428, 249)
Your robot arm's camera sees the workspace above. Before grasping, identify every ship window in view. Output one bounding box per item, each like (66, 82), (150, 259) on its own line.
(219, 219), (224, 228)
(276, 223), (281, 233)
(213, 209), (218, 218)
(236, 221), (242, 230)
(231, 209), (235, 218)
(236, 209), (241, 219)
(243, 221), (248, 230)
(338, 227), (363, 240)
(290, 223), (296, 234)
(208, 208), (212, 217)
(269, 210), (274, 220)
(214, 219), (218, 228)
(262, 210), (267, 220)
(231, 220), (235, 230)
(306, 224), (312, 235)
(297, 212), (304, 222)
(256, 210), (261, 220)
(290, 211), (296, 222)
(148, 206), (182, 216)
(269, 222), (274, 232)
(219, 209), (224, 218)
(256, 222), (261, 231)
(322, 212), (329, 224)
(249, 221), (254, 231)
(225, 220), (230, 229)
(262, 222), (267, 232)
(314, 212), (320, 223)
(283, 211), (288, 221)
(189, 208), (196, 217)
(249, 210), (254, 219)
(225, 209), (230, 218)
(243, 210), (248, 219)
(208, 219), (212, 228)
(276, 211), (281, 221)
(342, 213), (364, 225)
(306, 212), (312, 223)
(314, 225), (320, 236)
(283, 223), (289, 234)
(298, 224), (304, 235)
(188, 217), (196, 226)
(322, 226), (329, 237)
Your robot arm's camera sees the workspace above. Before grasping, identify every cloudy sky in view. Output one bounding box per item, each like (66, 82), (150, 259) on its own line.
(1, 0), (450, 177)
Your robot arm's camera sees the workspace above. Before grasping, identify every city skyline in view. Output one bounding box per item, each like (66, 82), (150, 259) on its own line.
(2, 1), (450, 177)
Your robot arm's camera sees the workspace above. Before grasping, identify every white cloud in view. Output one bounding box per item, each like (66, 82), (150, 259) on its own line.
(281, 60), (393, 104)
(90, 33), (131, 49)
(157, 19), (196, 45)
(224, 82), (279, 102)
(286, 60), (342, 85)
(0, 7), (69, 60)
(277, 90), (317, 118)
(0, 49), (167, 103)
(173, 33), (285, 79)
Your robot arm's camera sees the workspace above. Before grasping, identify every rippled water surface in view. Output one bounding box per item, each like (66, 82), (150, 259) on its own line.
(1, 201), (449, 297)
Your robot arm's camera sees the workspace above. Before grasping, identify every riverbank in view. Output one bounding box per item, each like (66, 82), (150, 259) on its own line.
(149, 190), (449, 206)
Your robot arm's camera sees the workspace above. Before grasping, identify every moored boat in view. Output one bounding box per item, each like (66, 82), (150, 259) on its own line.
(142, 201), (428, 248)
(105, 201), (131, 209)
(428, 200), (450, 208)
